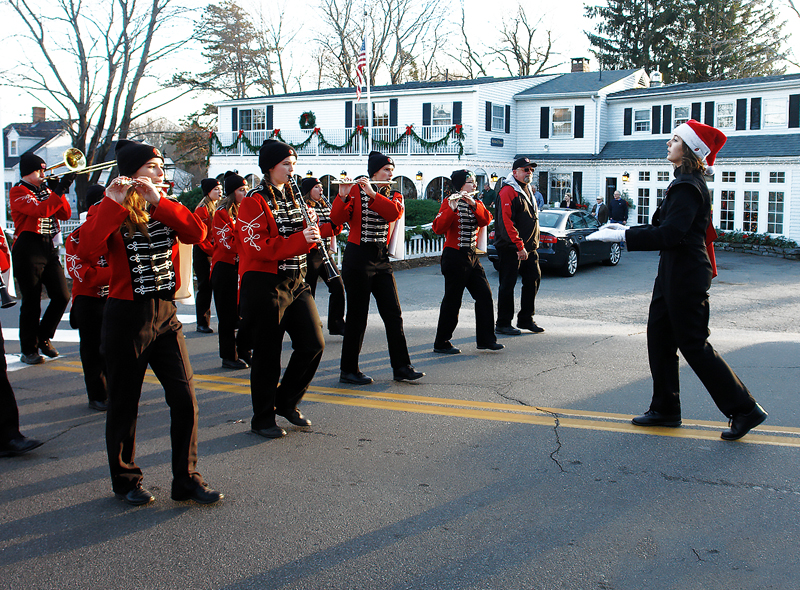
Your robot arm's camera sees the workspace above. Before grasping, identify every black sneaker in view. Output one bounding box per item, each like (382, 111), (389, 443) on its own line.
(115, 484), (155, 506)
(20, 352), (45, 365)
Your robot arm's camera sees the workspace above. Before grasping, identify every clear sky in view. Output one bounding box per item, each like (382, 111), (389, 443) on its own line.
(1, 0), (798, 128)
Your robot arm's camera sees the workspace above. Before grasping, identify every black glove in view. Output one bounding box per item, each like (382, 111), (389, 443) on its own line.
(54, 172), (76, 196)
(46, 177), (60, 192)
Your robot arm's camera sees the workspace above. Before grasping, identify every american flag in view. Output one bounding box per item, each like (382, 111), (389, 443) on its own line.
(355, 39), (366, 102)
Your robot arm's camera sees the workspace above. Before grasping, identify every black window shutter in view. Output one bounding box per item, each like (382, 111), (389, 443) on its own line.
(538, 172), (548, 202)
(231, 108), (238, 132)
(789, 94), (800, 128)
(661, 105), (672, 133)
(574, 105), (584, 138)
(623, 108), (632, 135)
(540, 107), (550, 138)
(422, 103), (431, 126)
(345, 101), (353, 128)
(691, 102), (701, 121)
(453, 101), (462, 125)
(735, 99), (747, 130)
(266, 105), (273, 130)
(389, 99), (398, 127)
(485, 102), (492, 131)
(704, 101), (714, 125)
(750, 98), (761, 130)
(651, 105), (661, 135)
(505, 105), (511, 134)
(572, 172), (583, 202)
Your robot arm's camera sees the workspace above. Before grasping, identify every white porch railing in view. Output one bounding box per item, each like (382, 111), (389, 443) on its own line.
(212, 125), (471, 157)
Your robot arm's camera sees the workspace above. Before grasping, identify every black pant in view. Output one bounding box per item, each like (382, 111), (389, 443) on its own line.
(69, 295), (108, 403)
(193, 247), (213, 328)
(239, 271), (324, 430)
(0, 324), (22, 443)
(340, 242), (411, 373)
(646, 276), (756, 418)
(305, 248), (345, 333)
(496, 247), (541, 327)
(102, 298), (202, 494)
(12, 232), (70, 355)
(211, 261), (250, 361)
(434, 248), (496, 347)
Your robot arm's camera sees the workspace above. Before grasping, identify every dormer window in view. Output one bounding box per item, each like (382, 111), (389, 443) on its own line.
(716, 102), (734, 128)
(634, 109), (650, 132)
(9, 139), (18, 157)
(763, 98), (787, 127)
(674, 105), (690, 126)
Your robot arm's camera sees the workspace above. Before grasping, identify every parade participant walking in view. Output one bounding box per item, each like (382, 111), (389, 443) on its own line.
(76, 139), (223, 505)
(331, 150), (424, 385)
(494, 157), (544, 336)
(10, 151), (73, 364)
(236, 140), (329, 438)
(211, 171), (251, 370)
(432, 169), (502, 354)
(0, 230), (43, 457)
(301, 176), (346, 337)
(65, 185), (110, 411)
(587, 120), (767, 441)
(193, 178), (222, 334)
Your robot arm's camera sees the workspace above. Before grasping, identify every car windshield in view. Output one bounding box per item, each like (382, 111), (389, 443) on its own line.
(539, 212), (564, 228)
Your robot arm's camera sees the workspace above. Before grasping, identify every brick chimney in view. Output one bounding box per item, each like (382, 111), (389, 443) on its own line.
(571, 57), (590, 73)
(32, 107), (46, 123)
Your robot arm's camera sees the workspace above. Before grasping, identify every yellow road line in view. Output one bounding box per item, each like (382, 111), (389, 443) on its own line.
(51, 363), (800, 447)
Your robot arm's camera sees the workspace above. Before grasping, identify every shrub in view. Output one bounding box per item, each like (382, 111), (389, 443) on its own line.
(405, 198), (441, 226)
(715, 230), (798, 249)
(178, 186), (203, 211)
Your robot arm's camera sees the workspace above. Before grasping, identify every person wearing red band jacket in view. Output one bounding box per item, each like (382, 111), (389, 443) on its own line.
(193, 178), (221, 334)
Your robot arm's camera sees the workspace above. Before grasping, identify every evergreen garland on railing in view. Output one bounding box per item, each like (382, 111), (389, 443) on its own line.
(207, 124), (465, 162)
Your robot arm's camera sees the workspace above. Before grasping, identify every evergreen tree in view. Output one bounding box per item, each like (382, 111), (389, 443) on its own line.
(585, 0), (788, 83)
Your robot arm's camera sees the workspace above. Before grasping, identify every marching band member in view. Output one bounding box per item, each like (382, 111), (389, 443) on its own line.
(1, 230), (43, 457)
(301, 176), (346, 336)
(330, 150), (424, 385)
(10, 151), (73, 364)
(236, 139), (331, 439)
(432, 170), (503, 354)
(193, 178), (222, 334)
(76, 139), (223, 506)
(65, 185), (110, 411)
(211, 171), (251, 370)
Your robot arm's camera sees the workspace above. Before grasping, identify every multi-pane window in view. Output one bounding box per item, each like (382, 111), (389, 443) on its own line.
(431, 103), (451, 126)
(722, 171), (736, 183)
(639, 171), (650, 182)
(239, 108), (266, 130)
(763, 98), (787, 127)
(720, 190), (735, 231)
(549, 173), (571, 202)
(634, 109), (650, 132)
(637, 188), (650, 224)
(492, 104), (505, 131)
(9, 140), (17, 157)
(552, 107), (573, 137)
(768, 191), (784, 233)
(373, 101), (390, 126)
(355, 103), (368, 127)
(770, 171), (786, 183)
(656, 188), (667, 207)
(657, 171), (670, 182)
(745, 171), (760, 183)
(716, 102), (734, 128)
(743, 191), (759, 232)
(674, 105), (690, 126)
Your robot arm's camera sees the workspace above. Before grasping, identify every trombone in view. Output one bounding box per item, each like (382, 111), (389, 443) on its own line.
(44, 148), (117, 180)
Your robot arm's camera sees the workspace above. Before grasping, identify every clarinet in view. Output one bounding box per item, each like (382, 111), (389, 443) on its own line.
(289, 177), (340, 280)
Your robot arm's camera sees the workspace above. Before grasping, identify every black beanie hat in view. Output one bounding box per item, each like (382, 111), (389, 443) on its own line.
(450, 169), (475, 192)
(86, 184), (106, 208)
(20, 151), (46, 176)
(201, 178), (221, 196)
(116, 139), (163, 177)
(301, 177), (321, 196)
(223, 171), (245, 196)
(367, 151), (393, 177)
(258, 139), (296, 175)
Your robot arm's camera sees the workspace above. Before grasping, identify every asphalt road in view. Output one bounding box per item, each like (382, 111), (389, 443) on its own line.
(2, 249), (799, 590)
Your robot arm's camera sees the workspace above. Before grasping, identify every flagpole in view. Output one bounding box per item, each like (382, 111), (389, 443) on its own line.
(364, 12), (372, 154)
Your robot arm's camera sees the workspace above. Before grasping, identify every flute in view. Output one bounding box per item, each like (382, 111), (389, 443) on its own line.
(289, 177), (340, 280)
(447, 190), (480, 201)
(332, 179), (395, 185)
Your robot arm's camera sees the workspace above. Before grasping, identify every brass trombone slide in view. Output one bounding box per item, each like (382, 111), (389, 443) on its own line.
(44, 148), (117, 180)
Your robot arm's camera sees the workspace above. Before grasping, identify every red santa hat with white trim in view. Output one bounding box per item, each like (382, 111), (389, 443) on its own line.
(673, 119), (727, 175)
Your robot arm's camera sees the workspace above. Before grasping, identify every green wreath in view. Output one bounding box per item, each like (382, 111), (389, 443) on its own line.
(299, 111), (316, 129)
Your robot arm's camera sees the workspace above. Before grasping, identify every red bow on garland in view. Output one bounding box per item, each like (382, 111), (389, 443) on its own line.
(454, 124), (463, 134)
(356, 125), (364, 133)
(405, 125), (414, 135)
(273, 129), (280, 137)
(208, 131), (214, 139)
(313, 127), (321, 134)
(237, 129), (244, 138)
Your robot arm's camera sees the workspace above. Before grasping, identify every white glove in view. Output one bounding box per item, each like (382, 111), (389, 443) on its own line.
(586, 227), (626, 242)
(603, 222), (627, 231)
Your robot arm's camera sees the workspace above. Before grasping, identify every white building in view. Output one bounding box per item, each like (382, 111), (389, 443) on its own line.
(208, 59), (800, 241)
